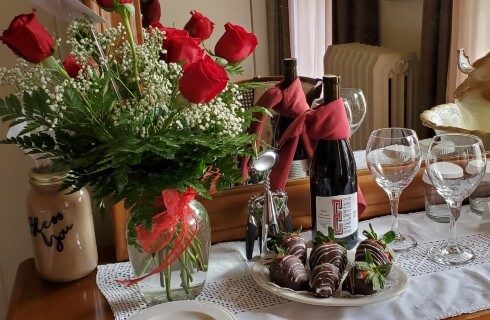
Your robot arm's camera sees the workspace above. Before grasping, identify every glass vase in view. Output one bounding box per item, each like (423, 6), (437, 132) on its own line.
(127, 200), (210, 303)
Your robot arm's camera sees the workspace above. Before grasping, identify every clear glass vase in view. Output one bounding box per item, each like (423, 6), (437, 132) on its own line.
(127, 200), (210, 303)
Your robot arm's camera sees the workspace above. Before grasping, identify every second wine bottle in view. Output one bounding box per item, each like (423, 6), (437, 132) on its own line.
(309, 75), (358, 249)
(274, 58), (309, 178)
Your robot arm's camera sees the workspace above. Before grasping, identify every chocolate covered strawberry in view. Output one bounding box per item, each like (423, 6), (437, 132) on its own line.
(355, 223), (395, 275)
(310, 263), (340, 298)
(342, 250), (390, 295)
(309, 227), (348, 275)
(269, 253), (309, 291)
(270, 229), (307, 264)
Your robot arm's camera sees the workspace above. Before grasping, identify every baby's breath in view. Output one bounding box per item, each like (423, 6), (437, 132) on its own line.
(0, 17), (257, 216)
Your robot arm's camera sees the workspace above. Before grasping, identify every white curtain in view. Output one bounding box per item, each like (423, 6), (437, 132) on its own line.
(447, 0), (490, 102)
(288, 0), (332, 78)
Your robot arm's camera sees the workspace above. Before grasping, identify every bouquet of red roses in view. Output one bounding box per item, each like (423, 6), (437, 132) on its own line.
(0, 0), (259, 300)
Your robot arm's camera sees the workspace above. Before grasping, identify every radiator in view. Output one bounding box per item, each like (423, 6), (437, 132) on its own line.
(324, 43), (418, 150)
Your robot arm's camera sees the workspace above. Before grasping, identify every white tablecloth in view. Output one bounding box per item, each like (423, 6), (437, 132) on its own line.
(97, 208), (490, 320)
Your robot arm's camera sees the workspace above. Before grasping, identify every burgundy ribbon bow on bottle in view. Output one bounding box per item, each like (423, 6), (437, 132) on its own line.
(269, 99), (367, 216)
(118, 188), (198, 286)
(241, 78), (314, 180)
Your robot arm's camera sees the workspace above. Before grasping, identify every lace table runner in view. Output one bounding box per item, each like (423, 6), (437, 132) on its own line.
(96, 211), (490, 320)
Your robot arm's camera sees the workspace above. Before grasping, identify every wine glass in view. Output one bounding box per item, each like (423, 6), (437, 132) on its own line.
(340, 88), (367, 134)
(311, 88), (367, 134)
(366, 128), (422, 252)
(426, 134), (486, 265)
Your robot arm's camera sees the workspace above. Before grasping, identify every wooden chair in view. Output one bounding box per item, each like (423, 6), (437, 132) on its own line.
(235, 76), (322, 146)
(236, 76), (322, 106)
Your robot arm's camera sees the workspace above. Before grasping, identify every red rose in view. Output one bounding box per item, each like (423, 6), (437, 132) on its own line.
(183, 10), (214, 42)
(150, 23), (203, 68)
(141, 0), (161, 28)
(96, 0), (132, 10)
(62, 54), (81, 78)
(1, 12), (55, 64)
(151, 23), (188, 38)
(215, 22), (258, 63)
(164, 36), (204, 69)
(150, 23), (189, 45)
(162, 27), (188, 39)
(179, 55), (229, 104)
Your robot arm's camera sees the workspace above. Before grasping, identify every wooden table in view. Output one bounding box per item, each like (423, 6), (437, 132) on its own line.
(7, 252), (115, 320)
(6, 256), (489, 320)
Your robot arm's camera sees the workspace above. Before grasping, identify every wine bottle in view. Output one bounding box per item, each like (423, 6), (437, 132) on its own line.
(309, 75), (358, 249)
(274, 58), (308, 178)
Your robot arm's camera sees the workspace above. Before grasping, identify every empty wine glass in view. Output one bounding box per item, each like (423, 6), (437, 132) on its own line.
(312, 88), (366, 134)
(366, 128), (422, 252)
(340, 88), (367, 134)
(426, 134), (486, 265)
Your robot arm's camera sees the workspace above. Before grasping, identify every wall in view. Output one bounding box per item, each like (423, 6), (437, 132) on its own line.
(0, 4), (59, 319)
(379, 0), (424, 59)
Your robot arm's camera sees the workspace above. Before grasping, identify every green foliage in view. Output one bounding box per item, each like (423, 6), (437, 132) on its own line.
(0, 20), (260, 229)
(363, 223), (396, 245)
(314, 226), (346, 247)
(355, 249), (390, 292)
(0, 85), (256, 223)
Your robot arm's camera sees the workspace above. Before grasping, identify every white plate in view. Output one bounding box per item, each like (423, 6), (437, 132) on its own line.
(420, 102), (490, 136)
(129, 300), (237, 320)
(251, 257), (408, 307)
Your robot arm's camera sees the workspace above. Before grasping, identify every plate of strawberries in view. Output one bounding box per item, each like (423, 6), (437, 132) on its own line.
(250, 225), (408, 306)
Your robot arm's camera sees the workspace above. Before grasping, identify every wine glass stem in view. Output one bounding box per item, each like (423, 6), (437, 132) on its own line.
(447, 201), (462, 248)
(389, 193), (401, 238)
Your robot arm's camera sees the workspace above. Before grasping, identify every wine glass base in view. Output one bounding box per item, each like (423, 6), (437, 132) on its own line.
(391, 234), (417, 252)
(428, 244), (475, 265)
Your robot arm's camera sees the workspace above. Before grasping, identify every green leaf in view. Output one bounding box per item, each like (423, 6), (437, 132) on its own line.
(237, 82), (267, 90)
(362, 223), (378, 240)
(381, 230), (396, 244)
(185, 181), (210, 199)
(327, 226), (335, 240)
(272, 244), (285, 255)
(369, 223), (377, 239)
(114, 168), (129, 194)
(376, 263), (392, 275)
(372, 274), (383, 291)
(355, 261), (370, 270)
(364, 249), (374, 264)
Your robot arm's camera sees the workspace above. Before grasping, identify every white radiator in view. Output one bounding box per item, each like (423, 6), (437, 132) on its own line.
(324, 43), (418, 150)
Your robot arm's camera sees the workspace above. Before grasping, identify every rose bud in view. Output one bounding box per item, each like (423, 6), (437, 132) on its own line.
(1, 12), (55, 64)
(141, 0), (161, 28)
(179, 55), (229, 104)
(164, 36), (204, 69)
(62, 54), (82, 78)
(184, 10), (214, 42)
(215, 22), (258, 63)
(96, 0), (132, 10)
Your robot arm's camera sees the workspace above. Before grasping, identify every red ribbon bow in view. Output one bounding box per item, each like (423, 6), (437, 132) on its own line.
(118, 188), (198, 286)
(241, 78), (314, 180)
(269, 99), (367, 216)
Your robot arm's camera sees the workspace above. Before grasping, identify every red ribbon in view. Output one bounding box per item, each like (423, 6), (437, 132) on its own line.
(241, 78), (314, 180)
(118, 188), (198, 286)
(269, 99), (367, 216)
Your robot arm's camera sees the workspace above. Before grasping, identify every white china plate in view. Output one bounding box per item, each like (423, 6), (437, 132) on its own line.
(251, 257), (408, 307)
(129, 300), (237, 320)
(420, 102), (490, 136)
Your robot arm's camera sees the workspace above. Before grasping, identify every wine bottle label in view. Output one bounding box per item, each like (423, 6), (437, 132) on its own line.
(316, 192), (358, 237)
(288, 159), (310, 179)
